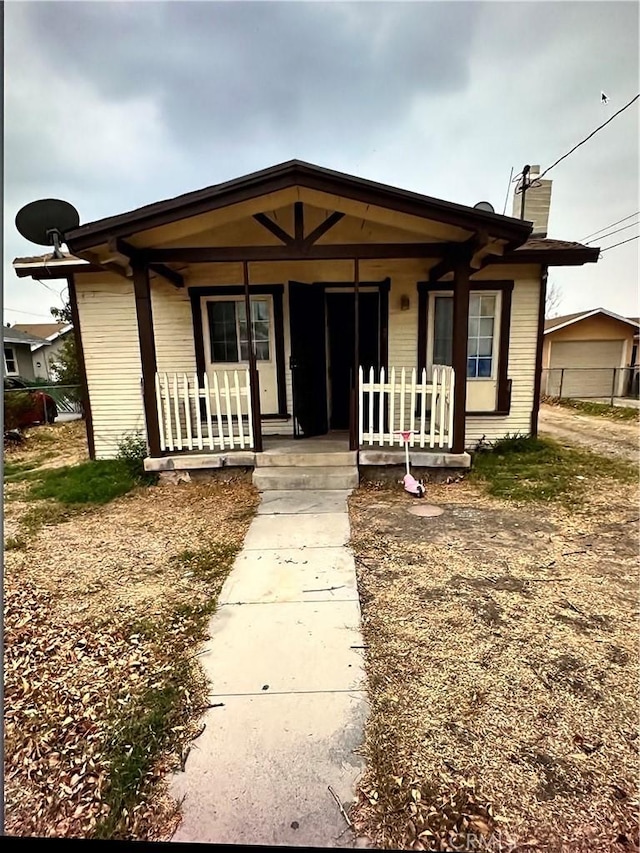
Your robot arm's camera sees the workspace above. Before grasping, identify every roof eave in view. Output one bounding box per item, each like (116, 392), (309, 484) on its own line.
(502, 247), (600, 266)
(64, 160), (533, 252)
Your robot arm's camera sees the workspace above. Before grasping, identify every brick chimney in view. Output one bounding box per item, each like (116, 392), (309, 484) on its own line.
(512, 165), (552, 237)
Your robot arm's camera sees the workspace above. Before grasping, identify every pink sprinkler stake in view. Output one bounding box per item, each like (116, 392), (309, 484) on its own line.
(395, 430), (425, 498)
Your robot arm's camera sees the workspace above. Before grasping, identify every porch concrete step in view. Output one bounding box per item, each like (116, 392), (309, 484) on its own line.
(255, 451), (356, 468)
(253, 466), (359, 491)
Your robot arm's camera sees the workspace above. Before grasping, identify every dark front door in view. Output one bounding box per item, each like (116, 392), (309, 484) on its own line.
(289, 282), (328, 438)
(326, 292), (380, 431)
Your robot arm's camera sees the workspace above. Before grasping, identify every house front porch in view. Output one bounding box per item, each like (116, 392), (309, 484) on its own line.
(144, 363), (470, 476)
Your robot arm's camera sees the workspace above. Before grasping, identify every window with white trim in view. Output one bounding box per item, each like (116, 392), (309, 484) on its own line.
(207, 299), (271, 363)
(467, 294), (496, 378)
(4, 346), (18, 375)
(431, 292), (497, 378)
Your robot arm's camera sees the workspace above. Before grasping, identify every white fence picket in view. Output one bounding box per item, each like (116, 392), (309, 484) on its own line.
(182, 374), (193, 450)
(194, 373), (203, 451)
(358, 366), (364, 445)
(211, 373), (224, 450)
(163, 373), (174, 451)
(419, 367), (427, 449)
(172, 374), (182, 450)
(358, 364), (454, 450)
(155, 373), (165, 452)
(378, 366), (385, 446)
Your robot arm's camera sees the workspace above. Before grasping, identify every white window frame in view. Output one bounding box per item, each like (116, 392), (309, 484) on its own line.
(202, 295), (274, 366)
(426, 290), (501, 381)
(4, 345), (18, 376)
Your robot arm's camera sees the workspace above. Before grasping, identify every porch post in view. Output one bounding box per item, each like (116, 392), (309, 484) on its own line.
(350, 257), (360, 451)
(132, 261), (162, 457)
(451, 263), (471, 454)
(243, 261), (263, 452)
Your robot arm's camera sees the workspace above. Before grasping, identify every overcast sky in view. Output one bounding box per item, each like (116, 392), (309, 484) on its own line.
(4, 0), (639, 325)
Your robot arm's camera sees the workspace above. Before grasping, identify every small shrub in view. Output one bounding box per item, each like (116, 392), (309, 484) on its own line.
(4, 391), (32, 432)
(116, 433), (156, 485)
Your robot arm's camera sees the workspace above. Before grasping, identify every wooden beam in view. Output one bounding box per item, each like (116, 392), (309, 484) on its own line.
(132, 261), (161, 457)
(141, 242), (452, 263)
(350, 258), (360, 452)
(67, 274), (96, 460)
(252, 213), (293, 245)
(530, 265), (548, 436)
(113, 238), (183, 288)
(429, 232), (490, 282)
(451, 264), (471, 454)
(148, 263), (184, 289)
(303, 211), (345, 247)
(294, 202), (304, 243)
(243, 262), (262, 452)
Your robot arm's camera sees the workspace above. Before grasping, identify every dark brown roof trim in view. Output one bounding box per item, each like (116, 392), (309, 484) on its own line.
(65, 160), (533, 251)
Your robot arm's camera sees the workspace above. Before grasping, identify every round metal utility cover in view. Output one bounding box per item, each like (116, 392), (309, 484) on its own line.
(408, 504), (444, 517)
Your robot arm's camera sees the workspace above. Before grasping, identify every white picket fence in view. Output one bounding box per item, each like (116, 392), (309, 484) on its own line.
(155, 371), (254, 452)
(358, 365), (455, 449)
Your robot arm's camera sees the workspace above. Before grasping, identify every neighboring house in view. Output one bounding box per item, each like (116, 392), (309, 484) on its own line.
(3, 326), (49, 381)
(12, 322), (74, 380)
(543, 309), (640, 398)
(13, 160), (598, 471)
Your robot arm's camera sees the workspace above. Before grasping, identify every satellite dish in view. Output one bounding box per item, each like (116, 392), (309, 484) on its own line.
(15, 199), (80, 259)
(473, 201), (495, 214)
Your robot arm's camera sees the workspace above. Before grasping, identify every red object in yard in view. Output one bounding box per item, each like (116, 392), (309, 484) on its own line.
(4, 376), (58, 427)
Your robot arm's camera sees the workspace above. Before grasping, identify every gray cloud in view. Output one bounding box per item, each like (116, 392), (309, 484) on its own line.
(4, 1), (639, 322)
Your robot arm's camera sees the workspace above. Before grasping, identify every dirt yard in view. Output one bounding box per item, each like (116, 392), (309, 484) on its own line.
(538, 403), (639, 462)
(348, 475), (639, 852)
(4, 422), (258, 839)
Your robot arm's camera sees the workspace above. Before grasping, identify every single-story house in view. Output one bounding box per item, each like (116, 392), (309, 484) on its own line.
(12, 322), (74, 381)
(13, 161), (599, 481)
(3, 326), (49, 381)
(542, 309), (640, 398)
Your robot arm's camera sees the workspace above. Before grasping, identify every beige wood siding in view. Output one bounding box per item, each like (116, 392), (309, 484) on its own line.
(464, 266), (541, 448)
(75, 273), (144, 459)
(151, 278), (197, 374)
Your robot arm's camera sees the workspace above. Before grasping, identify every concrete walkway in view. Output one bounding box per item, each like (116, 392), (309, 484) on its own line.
(170, 490), (368, 848)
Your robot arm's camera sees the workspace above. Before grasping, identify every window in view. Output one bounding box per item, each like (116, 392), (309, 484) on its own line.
(431, 292), (497, 378)
(4, 346), (17, 375)
(467, 294), (495, 378)
(433, 296), (454, 366)
(207, 299), (271, 363)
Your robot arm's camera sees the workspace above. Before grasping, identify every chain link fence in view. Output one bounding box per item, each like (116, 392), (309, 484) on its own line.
(541, 366), (639, 404)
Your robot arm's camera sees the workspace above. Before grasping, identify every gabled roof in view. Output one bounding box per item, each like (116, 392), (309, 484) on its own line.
(65, 159), (533, 251)
(3, 326), (49, 346)
(544, 308), (640, 335)
(12, 322), (73, 348)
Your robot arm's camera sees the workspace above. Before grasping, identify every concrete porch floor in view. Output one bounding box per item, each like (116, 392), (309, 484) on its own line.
(144, 430), (471, 472)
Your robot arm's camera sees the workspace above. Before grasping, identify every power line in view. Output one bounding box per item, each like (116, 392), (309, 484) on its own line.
(3, 307), (55, 319)
(538, 93), (639, 181)
(585, 220), (639, 245)
(599, 234), (639, 254)
(581, 211), (640, 242)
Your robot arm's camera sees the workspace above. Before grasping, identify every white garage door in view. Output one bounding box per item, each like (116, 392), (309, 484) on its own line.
(548, 339), (624, 397)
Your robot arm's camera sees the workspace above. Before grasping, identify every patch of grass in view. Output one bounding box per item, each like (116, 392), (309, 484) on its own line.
(3, 454), (55, 483)
(20, 502), (82, 535)
(28, 460), (138, 506)
(5, 535), (27, 551)
(170, 541), (240, 580)
(95, 661), (193, 840)
(548, 397), (639, 421)
(471, 434), (637, 503)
